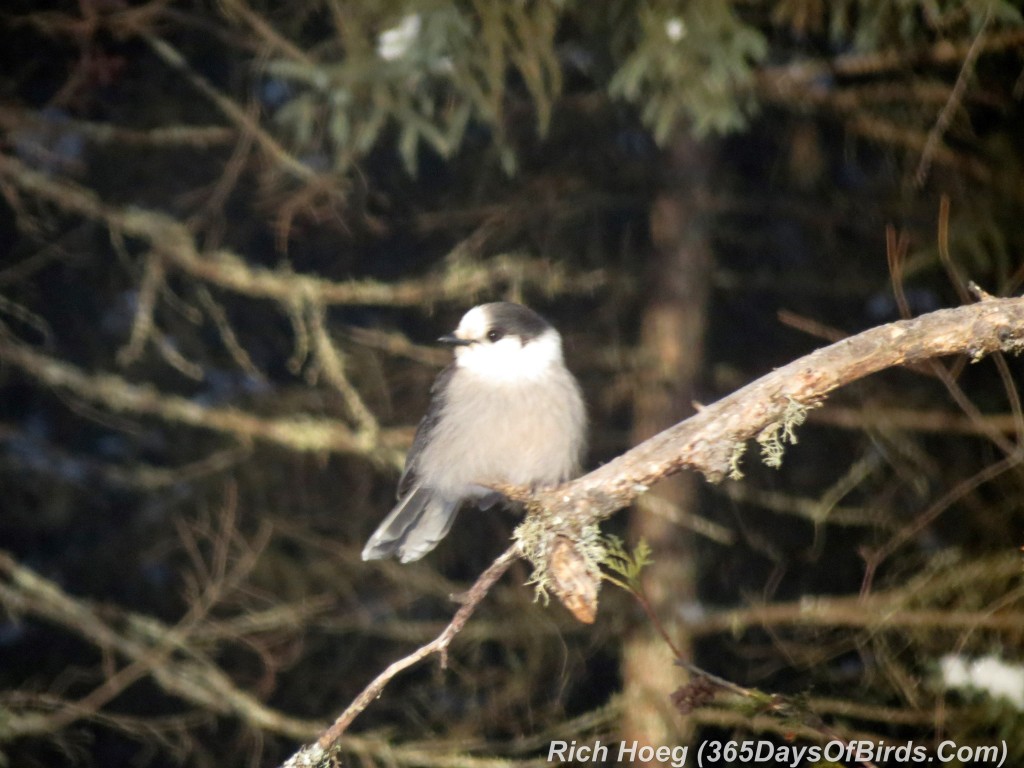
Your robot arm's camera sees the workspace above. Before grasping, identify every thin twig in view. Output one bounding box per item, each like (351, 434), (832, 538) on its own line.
(915, 11), (990, 186)
(287, 546), (518, 765)
(307, 300), (380, 439)
(860, 448), (1024, 594)
(889, 216), (1018, 457)
(811, 404), (1024, 436)
(143, 35), (318, 183)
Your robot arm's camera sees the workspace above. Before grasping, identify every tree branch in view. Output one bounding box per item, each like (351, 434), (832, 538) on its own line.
(541, 294), (1024, 516)
(690, 551), (1024, 636)
(283, 295), (1024, 766)
(914, 10), (991, 186)
(760, 28), (1024, 95)
(0, 335), (406, 463)
(0, 549), (320, 741)
(0, 153), (606, 308)
(526, 295), (1024, 617)
(0, 105), (236, 148)
(282, 547), (518, 768)
(0, 549), (523, 768)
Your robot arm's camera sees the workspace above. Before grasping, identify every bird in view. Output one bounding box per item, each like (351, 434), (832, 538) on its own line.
(362, 302), (587, 563)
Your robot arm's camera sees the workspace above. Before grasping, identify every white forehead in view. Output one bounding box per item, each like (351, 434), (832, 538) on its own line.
(455, 305), (490, 339)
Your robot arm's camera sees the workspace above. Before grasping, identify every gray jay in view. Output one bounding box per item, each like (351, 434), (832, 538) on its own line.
(362, 302), (586, 563)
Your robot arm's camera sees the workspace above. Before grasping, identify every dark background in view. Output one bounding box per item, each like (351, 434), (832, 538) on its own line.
(1, 2), (1024, 766)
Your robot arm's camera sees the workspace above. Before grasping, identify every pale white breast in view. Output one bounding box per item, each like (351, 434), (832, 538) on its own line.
(418, 331), (586, 496)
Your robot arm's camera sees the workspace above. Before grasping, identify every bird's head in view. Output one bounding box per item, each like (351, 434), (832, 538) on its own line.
(439, 302), (564, 382)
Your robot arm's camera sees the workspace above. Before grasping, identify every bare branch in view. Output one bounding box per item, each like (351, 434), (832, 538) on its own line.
(142, 35), (318, 183)
(526, 295), (1024, 616)
(915, 11), (991, 186)
(811, 404), (1024, 436)
(283, 547), (518, 768)
(282, 297), (1024, 759)
(0, 426), (248, 490)
(117, 253), (165, 367)
(195, 287), (264, 378)
(0, 548), (320, 741)
(217, 0), (315, 65)
(306, 300), (380, 439)
(0, 153), (606, 307)
(543, 296), (1024, 513)
(690, 552), (1024, 637)
(0, 549), (525, 768)
(760, 29), (1024, 95)
(0, 335), (405, 462)
(0, 105), (235, 148)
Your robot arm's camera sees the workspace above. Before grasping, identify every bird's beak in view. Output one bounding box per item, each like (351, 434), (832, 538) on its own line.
(438, 334), (473, 346)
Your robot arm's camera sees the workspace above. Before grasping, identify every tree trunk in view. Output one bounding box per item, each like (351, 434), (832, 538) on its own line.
(621, 138), (714, 758)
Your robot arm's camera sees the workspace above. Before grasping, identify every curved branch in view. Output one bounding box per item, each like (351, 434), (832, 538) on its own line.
(914, 10), (991, 186)
(528, 294), (1024, 616)
(0, 550), (518, 768)
(283, 547), (518, 768)
(0, 336), (407, 463)
(542, 295), (1024, 518)
(0, 153), (606, 308)
(282, 295), (1024, 764)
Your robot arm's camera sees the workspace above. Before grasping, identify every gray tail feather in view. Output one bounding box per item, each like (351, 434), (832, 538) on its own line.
(361, 486), (460, 563)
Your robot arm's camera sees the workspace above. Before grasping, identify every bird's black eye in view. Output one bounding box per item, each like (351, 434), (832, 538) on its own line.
(486, 328), (504, 342)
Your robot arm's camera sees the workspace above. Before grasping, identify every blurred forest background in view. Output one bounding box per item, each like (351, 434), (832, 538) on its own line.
(2, 1), (1024, 766)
